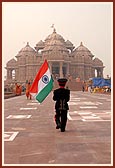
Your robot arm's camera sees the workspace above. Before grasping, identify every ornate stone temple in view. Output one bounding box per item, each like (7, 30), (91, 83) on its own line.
(5, 28), (104, 84)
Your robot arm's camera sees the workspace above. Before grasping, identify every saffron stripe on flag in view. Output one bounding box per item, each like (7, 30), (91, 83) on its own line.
(30, 60), (49, 93)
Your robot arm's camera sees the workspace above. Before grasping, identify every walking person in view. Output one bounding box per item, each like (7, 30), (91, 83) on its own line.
(53, 78), (70, 132)
(15, 83), (22, 96)
(82, 85), (85, 92)
(26, 82), (32, 100)
(82, 81), (85, 92)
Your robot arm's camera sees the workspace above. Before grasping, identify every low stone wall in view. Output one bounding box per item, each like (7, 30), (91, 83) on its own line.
(4, 93), (16, 99)
(4, 92), (25, 99)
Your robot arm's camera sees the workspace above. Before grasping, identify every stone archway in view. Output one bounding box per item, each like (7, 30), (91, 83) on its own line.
(12, 69), (16, 79)
(6, 68), (16, 81)
(95, 67), (103, 77)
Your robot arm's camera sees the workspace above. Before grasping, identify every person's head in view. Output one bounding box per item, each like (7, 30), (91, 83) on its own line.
(57, 78), (68, 88)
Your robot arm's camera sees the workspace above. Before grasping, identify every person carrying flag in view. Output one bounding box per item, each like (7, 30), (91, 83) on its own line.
(53, 78), (70, 132)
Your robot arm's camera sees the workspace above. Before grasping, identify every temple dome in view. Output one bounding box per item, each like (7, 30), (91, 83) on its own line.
(45, 29), (65, 44)
(77, 42), (90, 51)
(6, 58), (17, 67)
(65, 40), (75, 51)
(43, 39), (68, 52)
(35, 40), (45, 50)
(36, 40), (44, 46)
(73, 42), (94, 58)
(93, 58), (103, 66)
(43, 29), (68, 53)
(19, 42), (35, 52)
(66, 40), (73, 46)
(43, 43), (68, 52)
(16, 42), (36, 57)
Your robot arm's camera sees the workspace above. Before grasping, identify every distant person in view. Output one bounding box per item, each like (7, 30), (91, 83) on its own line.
(82, 81), (85, 92)
(53, 78), (70, 132)
(82, 85), (85, 92)
(90, 86), (93, 93)
(26, 82), (32, 100)
(15, 83), (22, 96)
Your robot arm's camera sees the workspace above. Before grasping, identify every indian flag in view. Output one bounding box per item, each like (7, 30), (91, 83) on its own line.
(30, 60), (53, 103)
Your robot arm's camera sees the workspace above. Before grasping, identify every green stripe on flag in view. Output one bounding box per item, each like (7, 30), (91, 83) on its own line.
(36, 78), (53, 103)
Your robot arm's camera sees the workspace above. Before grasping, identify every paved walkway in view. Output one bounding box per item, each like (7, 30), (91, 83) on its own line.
(3, 91), (112, 166)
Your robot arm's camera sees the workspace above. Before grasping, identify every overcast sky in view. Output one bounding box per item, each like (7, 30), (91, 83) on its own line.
(2, 2), (113, 78)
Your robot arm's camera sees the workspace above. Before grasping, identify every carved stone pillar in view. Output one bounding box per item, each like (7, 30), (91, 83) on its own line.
(59, 61), (63, 78)
(100, 68), (103, 77)
(97, 68), (103, 77)
(49, 62), (52, 74)
(8, 69), (12, 79)
(7, 69), (10, 80)
(66, 63), (70, 76)
(97, 69), (99, 77)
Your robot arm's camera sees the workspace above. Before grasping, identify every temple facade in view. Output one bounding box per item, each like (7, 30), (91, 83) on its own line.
(5, 28), (104, 84)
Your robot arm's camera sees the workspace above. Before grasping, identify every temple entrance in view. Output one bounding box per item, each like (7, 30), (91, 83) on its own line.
(52, 66), (59, 74)
(63, 66), (66, 77)
(51, 63), (67, 78)
(52, 64), (60, 79)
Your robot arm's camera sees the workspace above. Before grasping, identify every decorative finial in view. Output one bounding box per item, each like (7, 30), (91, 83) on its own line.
(51, 24), (56, 33)
(27, 42), (29, 45)
(80, 42), (83, 46)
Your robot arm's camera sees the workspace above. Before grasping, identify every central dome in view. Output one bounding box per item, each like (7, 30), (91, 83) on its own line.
(45, 29), (65, 44)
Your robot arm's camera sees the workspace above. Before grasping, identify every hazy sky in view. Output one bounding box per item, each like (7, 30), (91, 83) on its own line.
(2, 2), (113, 78)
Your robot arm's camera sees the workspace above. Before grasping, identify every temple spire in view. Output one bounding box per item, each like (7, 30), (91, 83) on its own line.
(80, 42), (83, 46)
